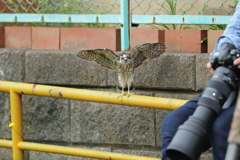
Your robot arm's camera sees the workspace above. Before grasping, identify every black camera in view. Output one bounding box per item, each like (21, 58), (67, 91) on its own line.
(166, 43), (240, 160)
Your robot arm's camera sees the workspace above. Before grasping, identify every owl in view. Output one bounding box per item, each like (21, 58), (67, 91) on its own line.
(77, 43), (166, 95)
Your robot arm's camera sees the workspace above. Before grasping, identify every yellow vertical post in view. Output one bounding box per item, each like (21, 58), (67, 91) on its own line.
(10, 90), (24, 160)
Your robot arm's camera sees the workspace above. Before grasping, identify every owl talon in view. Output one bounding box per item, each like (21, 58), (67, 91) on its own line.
(117, 92), (127, 101)
(117, 95), (123, 102)
(127, 93), (133, 98)
(117, 92), (133, 101)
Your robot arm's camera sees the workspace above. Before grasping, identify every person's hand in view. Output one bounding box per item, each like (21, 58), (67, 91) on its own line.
(206, 62), (215, 75)
(234, 58), (240, 69)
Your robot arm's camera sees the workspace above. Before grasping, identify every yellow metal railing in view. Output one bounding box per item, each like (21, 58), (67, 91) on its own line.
(0, 81), (187, 160)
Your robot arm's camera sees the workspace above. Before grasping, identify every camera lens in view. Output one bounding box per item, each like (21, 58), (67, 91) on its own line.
(166, 66), (237, 160)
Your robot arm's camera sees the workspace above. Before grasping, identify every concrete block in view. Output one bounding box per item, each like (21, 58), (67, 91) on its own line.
(5, 26), (31, 49)
(29, 145), (111, 160)
(0, 49), (25, 82)
(155, 90), (201, 100)
(196, 54), (212, 90)
(70, 89), (156, 146)
(0, 93), (11, 139)
(30, 151), (68, 160)
(24, 50), (198, 90)
(0, 148), (12, 160)
(22, 95), (70, 142)
(109, 53), (196, 90)
(24, 50), (107, 86)
(0, 148), (29, 160)
(155, 91), (200, 147)
(32, 27), (59, 50)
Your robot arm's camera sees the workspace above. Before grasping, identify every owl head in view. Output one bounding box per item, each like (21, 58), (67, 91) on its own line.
(119, 53), (131, 64)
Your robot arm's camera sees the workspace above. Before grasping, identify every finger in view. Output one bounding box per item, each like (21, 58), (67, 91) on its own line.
(206, 62), (212, 69)
(234, 58), (240, 65)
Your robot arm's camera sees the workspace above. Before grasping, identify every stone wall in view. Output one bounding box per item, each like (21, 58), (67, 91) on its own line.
(0, 49), (213, 160)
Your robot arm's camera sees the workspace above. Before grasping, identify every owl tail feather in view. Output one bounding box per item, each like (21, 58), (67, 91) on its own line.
(116, 85), (135, 92)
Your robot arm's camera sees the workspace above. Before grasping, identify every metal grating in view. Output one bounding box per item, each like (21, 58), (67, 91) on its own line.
(0, 0), (120, 14)
(132, 0), (236, 15)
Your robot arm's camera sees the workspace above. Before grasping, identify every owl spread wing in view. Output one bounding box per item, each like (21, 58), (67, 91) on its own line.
(77, 49), (118, 70)
(131, 43), (166, 68)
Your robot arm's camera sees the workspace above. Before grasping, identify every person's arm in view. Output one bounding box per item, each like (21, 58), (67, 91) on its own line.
(208, 1), (240, 72)
(212, 1), (240, 54)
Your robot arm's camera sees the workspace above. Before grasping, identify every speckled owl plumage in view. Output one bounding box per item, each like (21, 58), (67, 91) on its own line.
(77, 43), (166, 95)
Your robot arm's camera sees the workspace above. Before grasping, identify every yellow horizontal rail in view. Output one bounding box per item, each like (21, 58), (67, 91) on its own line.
(0, 81), (187, 110)
(18, 141), (160, 160)
(0, 80), (188, 160)
(0, 139), (12, 148)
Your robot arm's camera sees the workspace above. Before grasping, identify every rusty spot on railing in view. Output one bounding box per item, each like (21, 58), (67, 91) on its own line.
(49, 89), (52, 96)
(59, 92), (63, 97)
(32, 84), (37, 94)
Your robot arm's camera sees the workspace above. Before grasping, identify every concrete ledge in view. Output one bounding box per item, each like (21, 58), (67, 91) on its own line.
(17, 49), (211, 90)
(135, 53), (196, 90)
(0, 49), (212, 90)
(108, 53), (198, 90)
(25, 50), (108, 86)
(196, 54), (212, 90)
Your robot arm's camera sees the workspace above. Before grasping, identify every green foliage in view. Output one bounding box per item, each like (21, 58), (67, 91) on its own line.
(207, 24), (227, 30)
(146, 0), (197, 30)
(2, 0), (119, 28)
(201, 37), (208, 43)
(234, 0), (238, 5)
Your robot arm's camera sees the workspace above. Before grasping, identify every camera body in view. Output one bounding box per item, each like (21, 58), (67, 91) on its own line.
(210, 43), (240, 71)
(166, 43), (240, 160)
